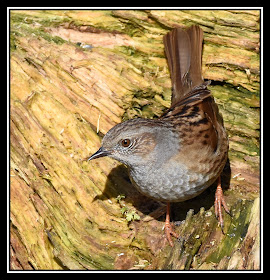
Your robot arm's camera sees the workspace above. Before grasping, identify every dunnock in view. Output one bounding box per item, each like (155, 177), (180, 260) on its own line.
(88, 25), (230, 246)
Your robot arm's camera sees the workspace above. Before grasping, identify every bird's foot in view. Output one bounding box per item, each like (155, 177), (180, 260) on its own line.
(214, 177), (231, 232)
(165, 220), (179, 247)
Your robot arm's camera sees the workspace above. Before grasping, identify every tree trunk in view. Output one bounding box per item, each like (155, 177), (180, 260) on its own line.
(10, 10), (260, 270)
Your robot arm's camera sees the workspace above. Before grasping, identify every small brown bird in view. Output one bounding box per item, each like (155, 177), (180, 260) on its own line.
(88, 25), (230, 246)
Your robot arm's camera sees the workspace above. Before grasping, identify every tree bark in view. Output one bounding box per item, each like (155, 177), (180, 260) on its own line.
(10, 10), (260, 270)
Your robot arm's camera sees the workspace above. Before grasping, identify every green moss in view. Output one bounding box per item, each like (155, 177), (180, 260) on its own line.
(205, 199), (253, 264)
(72, 250), (114, 270)
(10, 30), (19, 52)
(11, 23), (66, 45)
(10, 10), (70, 28)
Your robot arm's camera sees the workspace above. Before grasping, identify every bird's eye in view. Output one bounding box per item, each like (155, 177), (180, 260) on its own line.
(121, 139), (131, 147)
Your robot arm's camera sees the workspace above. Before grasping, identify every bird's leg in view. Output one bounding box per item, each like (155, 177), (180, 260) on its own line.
(142, 202), (166, 222)
(214, 176), (230, 232)
(164, 202), (179, 247)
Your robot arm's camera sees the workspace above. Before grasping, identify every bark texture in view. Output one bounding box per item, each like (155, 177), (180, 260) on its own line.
(10, 10), (260, 270)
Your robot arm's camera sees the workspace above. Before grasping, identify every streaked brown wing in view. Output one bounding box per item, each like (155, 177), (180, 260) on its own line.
(161, 88), (219, 152)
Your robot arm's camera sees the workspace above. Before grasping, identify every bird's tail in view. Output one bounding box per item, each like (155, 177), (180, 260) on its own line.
(163, 25), (204, 107)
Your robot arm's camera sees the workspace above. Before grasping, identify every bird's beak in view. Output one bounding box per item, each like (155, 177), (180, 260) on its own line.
(87, 147), (110, 161)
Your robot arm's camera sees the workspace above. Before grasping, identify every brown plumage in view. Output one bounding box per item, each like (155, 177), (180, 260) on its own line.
(162, 25), (221, 153)
(162, 25), (228, 182)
